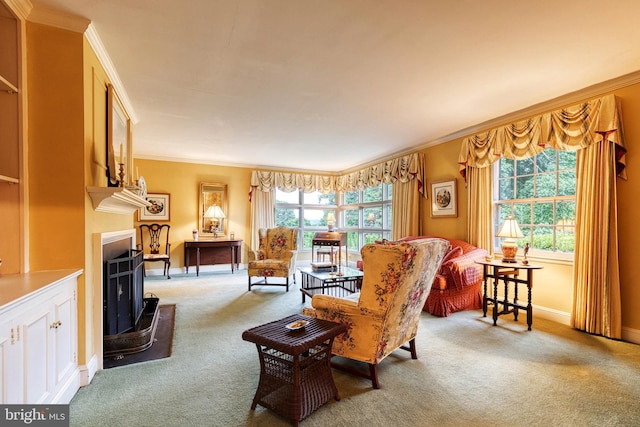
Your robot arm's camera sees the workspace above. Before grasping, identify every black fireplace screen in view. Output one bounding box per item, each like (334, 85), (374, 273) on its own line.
(104, 249), (144, 335)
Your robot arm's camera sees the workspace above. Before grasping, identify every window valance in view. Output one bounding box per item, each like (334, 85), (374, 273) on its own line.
(250, 153), (424, 196)
(458, 94), (627, 179)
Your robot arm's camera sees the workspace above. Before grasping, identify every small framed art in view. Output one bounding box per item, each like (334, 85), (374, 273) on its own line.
(431, 179), (457, 217)
(139, 193), (170, 221)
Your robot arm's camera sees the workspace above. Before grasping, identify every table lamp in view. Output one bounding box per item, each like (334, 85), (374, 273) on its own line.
(204, 205), (225, 238)
(326, 212), (336, 231)
(496, 215), (524, 263)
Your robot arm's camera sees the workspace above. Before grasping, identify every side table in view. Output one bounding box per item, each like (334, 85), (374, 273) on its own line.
(184, 239), (242, 276)
(242, 314), (347, 426)
(476, 260), (543, 331)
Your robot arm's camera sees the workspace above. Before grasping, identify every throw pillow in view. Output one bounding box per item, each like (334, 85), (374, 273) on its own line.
(439, 246), (463, 275)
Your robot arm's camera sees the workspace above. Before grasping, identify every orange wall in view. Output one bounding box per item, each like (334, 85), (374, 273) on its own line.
(133, 159), (253, 268)
(418, 85), (640, 331)
(26, 23), (85, 272)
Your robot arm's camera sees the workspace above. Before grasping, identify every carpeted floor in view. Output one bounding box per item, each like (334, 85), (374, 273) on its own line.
(103, 304), (176, 369)
(70, 269), (640, 427)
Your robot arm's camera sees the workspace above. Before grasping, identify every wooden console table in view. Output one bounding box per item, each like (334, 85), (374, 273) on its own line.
(184, 239), (242, 276)
(476, 260), (543, 331)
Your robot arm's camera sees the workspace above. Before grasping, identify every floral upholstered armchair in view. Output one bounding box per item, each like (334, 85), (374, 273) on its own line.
(303, 237), (449, 388)
(247, 226), (298, 292)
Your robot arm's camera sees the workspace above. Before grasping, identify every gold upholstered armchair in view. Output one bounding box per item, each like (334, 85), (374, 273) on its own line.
(247, 226), (298, 292)
(303, 237), (449, 388)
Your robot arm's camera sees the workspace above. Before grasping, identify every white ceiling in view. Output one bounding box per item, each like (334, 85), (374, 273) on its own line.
(27, 0), (640, 173)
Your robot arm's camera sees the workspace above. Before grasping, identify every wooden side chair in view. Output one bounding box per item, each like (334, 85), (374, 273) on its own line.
(138, 223), (171, 279)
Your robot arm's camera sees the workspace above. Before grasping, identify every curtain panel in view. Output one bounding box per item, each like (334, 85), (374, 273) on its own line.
(458, 94), (627, 339)
(249, 153), (425, 196)
(458, 94), (627, 179)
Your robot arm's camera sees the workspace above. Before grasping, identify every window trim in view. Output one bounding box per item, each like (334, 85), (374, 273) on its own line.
(492, 152), (576, 263)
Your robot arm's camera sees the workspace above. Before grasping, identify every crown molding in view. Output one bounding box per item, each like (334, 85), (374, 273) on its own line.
(24, 6), (138, 124)
(414, 69), (640, 149)
(4, 0), (32, 20)
(84, 23), (138, 124)
(27, 6), (89, 33)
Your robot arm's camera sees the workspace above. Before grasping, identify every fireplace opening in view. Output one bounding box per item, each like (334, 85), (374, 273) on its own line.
(103, 248), (160, 357)
(103, 249), (144, 335)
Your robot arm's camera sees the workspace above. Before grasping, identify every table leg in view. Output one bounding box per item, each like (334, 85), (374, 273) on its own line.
(527, 270), (533, 330)
(185, 247), (190, 274)
(492, 270), (499, 326)
(196, 247), (200, 277)
(230, 247), (234, 273)
(482, 265), (488, 317)
(513, 274), (520, 322)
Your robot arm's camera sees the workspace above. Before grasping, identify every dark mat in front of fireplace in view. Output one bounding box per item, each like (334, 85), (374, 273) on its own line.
(103, 304), (176, 369)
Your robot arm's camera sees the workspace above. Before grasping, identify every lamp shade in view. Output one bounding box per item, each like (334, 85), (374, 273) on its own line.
(496, 215), (524, 238)
(204, 205), (225, 219)
(326, 212), (336, 223)
(496, 215), (523, 263)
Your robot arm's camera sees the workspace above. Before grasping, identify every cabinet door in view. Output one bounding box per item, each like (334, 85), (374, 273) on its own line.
(51, 289), (76, 389)
(20, 309), (51, 404)
(0, 318), (23, 403)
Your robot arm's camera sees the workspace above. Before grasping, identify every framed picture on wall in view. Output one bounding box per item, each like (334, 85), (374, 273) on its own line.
(139, 193), (170, 221)
(431, 179), (457, 217)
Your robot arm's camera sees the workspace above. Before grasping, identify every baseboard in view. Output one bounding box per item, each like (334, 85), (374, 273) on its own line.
(622, 326), (640, 345)
(51, 368), (80, 404)
(533, 305), (640, 345)
(79, 354), (98, 386)
(532, 304), (571, 325)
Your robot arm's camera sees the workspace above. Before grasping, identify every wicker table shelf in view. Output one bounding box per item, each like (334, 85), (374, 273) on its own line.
(242, 314), (347, 425)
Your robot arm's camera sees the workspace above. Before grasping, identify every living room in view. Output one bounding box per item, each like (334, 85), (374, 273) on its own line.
(1, 0), (640, 421)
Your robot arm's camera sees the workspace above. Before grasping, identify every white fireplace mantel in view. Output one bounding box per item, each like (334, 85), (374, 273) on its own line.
(86, 187), (150, 214)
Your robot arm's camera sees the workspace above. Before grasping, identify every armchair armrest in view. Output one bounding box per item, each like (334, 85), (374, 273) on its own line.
(446, 248), (487, 290)
(311, 294), (385, 319)
(248, 249), (266, 262)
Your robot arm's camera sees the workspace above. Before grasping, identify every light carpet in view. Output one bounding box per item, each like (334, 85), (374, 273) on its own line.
(70, 270), (640, 427)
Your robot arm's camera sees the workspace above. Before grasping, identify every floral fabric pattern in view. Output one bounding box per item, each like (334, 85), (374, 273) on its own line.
(303, 237), (449, 365)
(248, 226), (298, 280)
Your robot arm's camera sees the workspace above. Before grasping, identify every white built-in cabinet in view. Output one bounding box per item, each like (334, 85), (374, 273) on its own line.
(0, 270), (82, 404)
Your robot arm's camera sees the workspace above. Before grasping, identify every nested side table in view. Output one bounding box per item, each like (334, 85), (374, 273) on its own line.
(476, 260), (543, 330)
(242, 314), (347, 426)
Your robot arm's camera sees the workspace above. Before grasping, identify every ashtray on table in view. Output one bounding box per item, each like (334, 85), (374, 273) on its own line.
(285, 320), (308, 330)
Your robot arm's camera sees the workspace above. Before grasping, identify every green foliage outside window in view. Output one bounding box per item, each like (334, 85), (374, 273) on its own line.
(496, 148), (576, 254)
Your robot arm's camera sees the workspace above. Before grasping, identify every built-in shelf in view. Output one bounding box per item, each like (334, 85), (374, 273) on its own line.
(87, 186), (151, 214)
(0, 75), (18, 93)
(0, 174), (19, 184)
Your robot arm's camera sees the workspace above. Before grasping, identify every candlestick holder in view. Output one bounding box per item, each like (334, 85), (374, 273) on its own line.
(118, 163), (126, 187)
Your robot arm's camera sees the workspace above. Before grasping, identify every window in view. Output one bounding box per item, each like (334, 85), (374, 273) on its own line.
(274, 183), (392, 253)
(494, 148), (576, 257)
(275, 189), (336, 250)
(342, 183), (393, 252)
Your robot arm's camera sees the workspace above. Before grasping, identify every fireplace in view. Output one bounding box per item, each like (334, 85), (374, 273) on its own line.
(99, 230), (160, 359)
(103, 249), (144, 335)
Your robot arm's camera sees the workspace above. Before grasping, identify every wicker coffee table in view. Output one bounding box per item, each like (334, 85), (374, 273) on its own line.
(242, 314), (347, 426)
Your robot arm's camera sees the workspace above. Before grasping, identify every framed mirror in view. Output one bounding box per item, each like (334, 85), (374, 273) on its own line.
(106, 83), (132, 187)
(199, 182), (228, 237)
